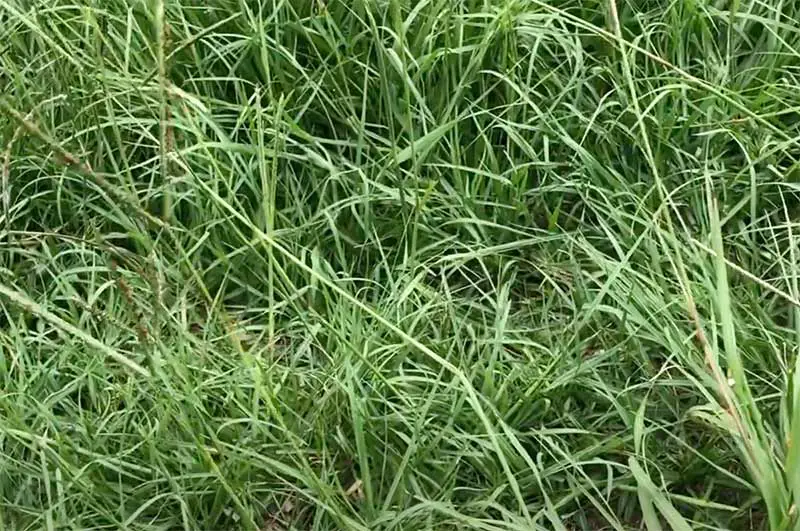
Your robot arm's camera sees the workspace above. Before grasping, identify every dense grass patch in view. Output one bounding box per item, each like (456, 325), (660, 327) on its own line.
(2, 0), (800, 529)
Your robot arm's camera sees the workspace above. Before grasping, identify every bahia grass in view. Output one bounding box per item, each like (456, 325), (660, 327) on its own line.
(1, 0), (800, 529)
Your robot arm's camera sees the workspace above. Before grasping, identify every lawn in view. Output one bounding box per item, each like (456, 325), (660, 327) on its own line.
(1, 0), (800, 529)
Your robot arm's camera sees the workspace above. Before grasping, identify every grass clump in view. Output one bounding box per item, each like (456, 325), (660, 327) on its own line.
(2, 0), (800, 529)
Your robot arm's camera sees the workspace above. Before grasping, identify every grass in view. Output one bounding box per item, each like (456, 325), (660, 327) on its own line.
(1, 0), (800, 529)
